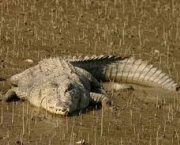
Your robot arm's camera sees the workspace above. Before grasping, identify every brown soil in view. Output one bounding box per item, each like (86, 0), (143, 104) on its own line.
(0, 0), (180, 144)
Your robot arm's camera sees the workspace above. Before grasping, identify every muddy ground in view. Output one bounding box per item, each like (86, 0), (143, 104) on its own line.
(0, 0), (180, 144)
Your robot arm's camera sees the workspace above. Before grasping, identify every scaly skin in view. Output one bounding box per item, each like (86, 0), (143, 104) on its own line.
(71, 56), (179, 91)
(3, 56), (179, 115)
(4, 58), (110, 115)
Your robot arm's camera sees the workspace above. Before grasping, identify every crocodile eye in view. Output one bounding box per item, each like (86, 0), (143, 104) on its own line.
(65, 84), (74, 92)
(68, 84), (74, 90)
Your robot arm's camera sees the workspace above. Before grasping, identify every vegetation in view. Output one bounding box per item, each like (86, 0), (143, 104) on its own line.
(0, 0), (180, 144)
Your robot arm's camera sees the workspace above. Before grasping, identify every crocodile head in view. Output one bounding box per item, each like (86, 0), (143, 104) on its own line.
(36, 75), (90, 115)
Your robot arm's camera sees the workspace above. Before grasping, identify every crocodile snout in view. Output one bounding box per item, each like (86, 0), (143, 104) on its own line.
(48, 102), (70, 115)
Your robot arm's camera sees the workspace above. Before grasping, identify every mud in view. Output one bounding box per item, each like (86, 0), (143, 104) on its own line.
(0, 0), (180, 144)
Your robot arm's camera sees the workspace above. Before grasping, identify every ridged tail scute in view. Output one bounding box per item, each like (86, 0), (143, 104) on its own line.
(107, 57), (179, 92)
(71, 55), (179, 92)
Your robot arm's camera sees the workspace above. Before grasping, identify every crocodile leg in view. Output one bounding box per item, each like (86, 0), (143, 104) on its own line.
(72, 56), (179, 92)
(2, 89), (19, 102)
(90, 92), (111, 108)
(75, 66), (108, 95)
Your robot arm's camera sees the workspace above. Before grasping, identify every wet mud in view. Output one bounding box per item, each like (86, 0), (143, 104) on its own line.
(0, 0), (180, 144)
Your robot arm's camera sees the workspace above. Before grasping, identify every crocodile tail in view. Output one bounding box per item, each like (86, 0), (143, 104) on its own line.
(104, 57), (179, 91)
(71, 56), (179, 92)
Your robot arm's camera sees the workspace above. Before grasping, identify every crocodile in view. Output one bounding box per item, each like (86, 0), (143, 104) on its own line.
(3, 56), (179, 115)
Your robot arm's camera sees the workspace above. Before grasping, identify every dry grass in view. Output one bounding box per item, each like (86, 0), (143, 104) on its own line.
(0, 0), (180, 144)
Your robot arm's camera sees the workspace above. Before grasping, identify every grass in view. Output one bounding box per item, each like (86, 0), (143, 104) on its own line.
(0, 0), (180, 144)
